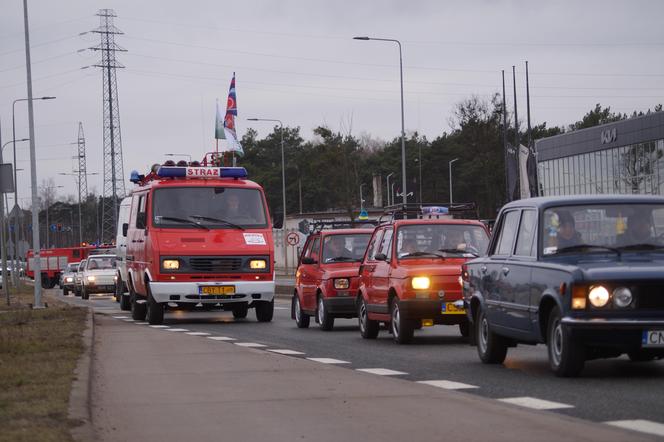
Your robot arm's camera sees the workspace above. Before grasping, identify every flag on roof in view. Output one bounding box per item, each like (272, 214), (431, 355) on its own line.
(223, 72), (243, 156)
(214, 99), (226, 140)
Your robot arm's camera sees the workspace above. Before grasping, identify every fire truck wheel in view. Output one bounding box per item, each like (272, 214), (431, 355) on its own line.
(232, 303), (249, 319)
(255, 300), (274, 322)
(120, 293), (131, 311)
(131, 292), (147, 321)
(147, 292), (164, 325)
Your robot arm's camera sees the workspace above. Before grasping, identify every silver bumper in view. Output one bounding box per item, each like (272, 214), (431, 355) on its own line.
(149, 280), (275, 304)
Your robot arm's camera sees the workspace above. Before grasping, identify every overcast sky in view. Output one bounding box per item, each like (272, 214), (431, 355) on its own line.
(1, 0), (663, 205)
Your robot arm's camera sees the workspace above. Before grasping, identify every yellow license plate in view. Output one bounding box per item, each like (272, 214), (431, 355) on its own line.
(200, 285), (235, 295)
(442, 302), (465, 314)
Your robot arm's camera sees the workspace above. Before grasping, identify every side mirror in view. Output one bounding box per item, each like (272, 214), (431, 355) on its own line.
(122, 223), (129, 237)
(374, 253), (387, 261)
(301, 257), (316, 265)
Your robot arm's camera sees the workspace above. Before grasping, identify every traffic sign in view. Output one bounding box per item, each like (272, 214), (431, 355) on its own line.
(286, 232), (300, 246)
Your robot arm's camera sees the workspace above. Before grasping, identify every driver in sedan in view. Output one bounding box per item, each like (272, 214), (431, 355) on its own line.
(323, 236), (353, 262)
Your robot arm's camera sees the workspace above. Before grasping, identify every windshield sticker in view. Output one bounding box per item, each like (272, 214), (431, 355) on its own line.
(243, 233), (266, 245)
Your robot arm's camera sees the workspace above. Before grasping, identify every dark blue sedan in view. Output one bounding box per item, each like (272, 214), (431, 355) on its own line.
(462, 195), (664, 376)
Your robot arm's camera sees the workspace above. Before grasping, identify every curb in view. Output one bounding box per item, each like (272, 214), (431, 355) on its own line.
(68, 307), (95, 442)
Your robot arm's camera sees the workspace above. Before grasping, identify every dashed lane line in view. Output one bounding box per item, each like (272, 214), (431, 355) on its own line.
(417, 380), (479, 390)
(112, 316), (129, 319)
(207, 336), (236, 341)
(134, 322), (149, 325)
(185, 332), (211, 336)
(497, 397), (574, 410)
(306, 358), (350, 364)
(605, 420), (664, 437)
(165, 328), (190, 332)
(149, 325), (169, 329)
(235, 342), (268, 348)
(356, 368), (407, 376)
(267, 349), (305, 355)
(122, 319), (134, 322)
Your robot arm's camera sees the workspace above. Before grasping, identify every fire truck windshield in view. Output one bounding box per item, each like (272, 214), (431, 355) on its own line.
(152, 187), (268, 229)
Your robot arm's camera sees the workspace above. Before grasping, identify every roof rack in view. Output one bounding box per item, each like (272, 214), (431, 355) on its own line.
(308, 219), (379, 234)
(378, 202), (478, 224)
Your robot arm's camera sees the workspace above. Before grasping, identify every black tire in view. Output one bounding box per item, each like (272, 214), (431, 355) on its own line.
(547, 306), (585, 377)
(81, 286), (89, 300)
(390, 298), (415, 344)
(120, 292), (131, 311)
(627, 350), (657, 362)
(74, 288), (81, 297)
(293, 295), (310, 328)
(131, 289), (147, 321)
(358, 297), (379, 339)
(255, 300), (274, 322)
(63, 287), (69, 297)
(476, 307), (508, 364)
(459, 320), (470, 338)
(232, 303), (249, 319)
(317, 296), (335, 331)
(146, 284), (164, 325)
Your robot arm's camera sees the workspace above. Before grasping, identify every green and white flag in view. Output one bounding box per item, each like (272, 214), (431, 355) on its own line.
(215, 99), (226, 140)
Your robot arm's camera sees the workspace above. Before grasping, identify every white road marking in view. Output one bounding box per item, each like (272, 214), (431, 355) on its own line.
(207, 336), (236, 341)
(605, 420), (664, 437)
(417, 380), (479, 390)
(113, 316), (129, 319)
(235, 342), (267, 348)
(185, 332), (211, 336)
(268, 349), (305, 355)
(149, 325), (169, 329)
(306, 358), (350, 364)
(356, 368), (407, 376)
(122, 319), (134, 322)
(273, 307), (289, 310)
(134, 322), (149, 325)
(498, 397), (574, 410)
(165, 328), (189, 332)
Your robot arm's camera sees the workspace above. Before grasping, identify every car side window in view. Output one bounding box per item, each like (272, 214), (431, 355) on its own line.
(495, 210), (520, 256)
(136, 195), (147, 229)
(309, 237), (321, 262)
(378, 228), (394, 260)
(514, 210), (538, 257)
(365, 230), (384, 261)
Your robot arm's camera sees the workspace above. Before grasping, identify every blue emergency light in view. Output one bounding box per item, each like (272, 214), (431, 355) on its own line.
(422, 206), (449, 215)
(129, 170), (143, 184)
(155, 166), (248, 179)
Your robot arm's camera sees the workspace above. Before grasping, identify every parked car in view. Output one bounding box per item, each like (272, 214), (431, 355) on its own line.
(74, 259), (87, 297)
(61, 262), (80, 296)
(357, 206), (490, 344)
(81, 255), (117, 300)
(115, 196), (132, 310)
(292, 226), (374, 330)
(462, 195), (664, 377)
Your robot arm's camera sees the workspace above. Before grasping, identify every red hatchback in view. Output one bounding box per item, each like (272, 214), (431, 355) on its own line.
(357, 214), (490, 343)
(292, 228), (374, 330)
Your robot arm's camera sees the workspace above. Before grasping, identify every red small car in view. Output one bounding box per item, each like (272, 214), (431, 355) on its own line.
(292, 228), (374, 330)
(357, 214), (490, 344)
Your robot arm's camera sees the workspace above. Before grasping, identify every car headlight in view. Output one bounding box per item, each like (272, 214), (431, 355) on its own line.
(249, 259), (267, 270)
(86, 275), (96, 282)
(613, 287), (633, 308)
(162, 259), (180, 270)
(588, 285), (610, 308)
(65, 277), (73, 283)
(411, 276), (431, 290)
(334, 278), (350, 289)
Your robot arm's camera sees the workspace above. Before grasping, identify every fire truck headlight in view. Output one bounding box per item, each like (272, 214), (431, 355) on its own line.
(249, 259), (267, 270)
(162, 259), (180, 270)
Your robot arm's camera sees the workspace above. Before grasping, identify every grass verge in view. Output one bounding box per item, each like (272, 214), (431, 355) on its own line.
(0, 288), (87, 442)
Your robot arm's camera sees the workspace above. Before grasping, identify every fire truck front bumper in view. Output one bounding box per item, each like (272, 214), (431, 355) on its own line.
(149, 280), (275, 304)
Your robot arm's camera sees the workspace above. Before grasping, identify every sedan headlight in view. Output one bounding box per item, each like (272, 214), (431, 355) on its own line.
(65, 277), (74, 283)
(588, 285), (610, 308)
(86, 275), (96, 282)
(162, 259), (180, 270)
(249, 259), (267, 270)
(411, 276), (431, 290)
(334, 278), (350, 289)
(613, 287), (633, 308)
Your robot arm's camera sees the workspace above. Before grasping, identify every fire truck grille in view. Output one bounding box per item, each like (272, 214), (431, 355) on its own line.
(189, 257), (244, 272)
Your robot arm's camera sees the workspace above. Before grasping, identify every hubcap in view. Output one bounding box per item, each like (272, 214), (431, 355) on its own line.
(295, 297), (301, 323)
(551, 320), (563, 366)
(359, 302), (367, 332)
(391, 303), (400, 337)
(318, 298), (324, 323)
(479, 315), (489, 354)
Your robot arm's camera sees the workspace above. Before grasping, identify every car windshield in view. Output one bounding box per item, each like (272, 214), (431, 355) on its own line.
(322, 233), (371, 263)
(542, 203), (664, 256)
(86, 256), (117, 270)
(68, 264), (79, 272)
(152, 187), (268, 229)
(396, 224), (489, 258)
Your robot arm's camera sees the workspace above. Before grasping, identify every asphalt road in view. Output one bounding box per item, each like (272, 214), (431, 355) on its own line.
(57, 289), (664, 434)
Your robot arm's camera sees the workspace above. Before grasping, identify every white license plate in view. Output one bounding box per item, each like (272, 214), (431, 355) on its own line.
(642, 330), (664, 347)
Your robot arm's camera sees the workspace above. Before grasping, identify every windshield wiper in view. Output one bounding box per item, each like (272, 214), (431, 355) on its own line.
(401, 251), (445, 259)
(554, 244), (621, 256)
(189, 215), (245, 230)
(438, 248), (479, 257)
(326, 256), (358, 262)
(158, 216), (209, 230)
(617, 243), (664, 252)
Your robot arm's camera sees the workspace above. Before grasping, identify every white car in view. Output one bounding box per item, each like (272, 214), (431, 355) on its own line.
(81, 255), (118, 300)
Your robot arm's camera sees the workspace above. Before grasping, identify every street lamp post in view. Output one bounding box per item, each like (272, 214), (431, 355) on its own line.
(354, 36), (407, 205)
(449, 158), (459, 204)
(11, 95), (54, 291)
(247, 118), (287, 271)
(359, 183), (366, 210)
(386, 172), (394, 207)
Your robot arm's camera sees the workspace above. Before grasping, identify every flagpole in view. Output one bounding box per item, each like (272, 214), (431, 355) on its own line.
(502, 70), (508, 203)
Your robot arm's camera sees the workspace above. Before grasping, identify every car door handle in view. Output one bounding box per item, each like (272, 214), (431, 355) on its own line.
(126, 255), (134, 261)
(132, 240), (144, 243)
(480, 265), (487, 274)
(501, 267), (510, 276)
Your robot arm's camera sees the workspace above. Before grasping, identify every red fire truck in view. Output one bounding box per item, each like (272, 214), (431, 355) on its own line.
(27, 246), (95, 288)
(124, 155), (275, 325)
